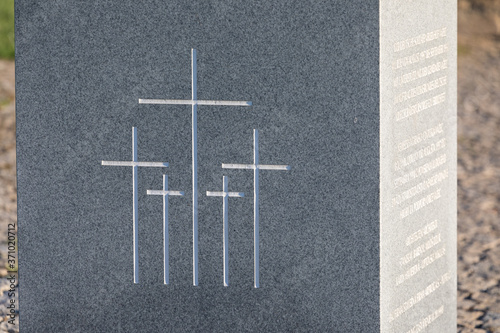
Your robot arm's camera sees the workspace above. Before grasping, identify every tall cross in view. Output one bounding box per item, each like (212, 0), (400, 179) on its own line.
(206, 176), (244, 287)
(139, 49), (252, 286)
(102, 127), (169, 284)
(147, 175), (184, 285)
(222, 129), (290, 288)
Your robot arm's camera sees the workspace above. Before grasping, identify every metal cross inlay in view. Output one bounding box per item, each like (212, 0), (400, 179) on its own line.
(147, 175), (184, 285)
(102, 127), (169, 284)
(222, 129), (290, 288)
(139, 49), (252, 286)
(206, 176), (244, 287)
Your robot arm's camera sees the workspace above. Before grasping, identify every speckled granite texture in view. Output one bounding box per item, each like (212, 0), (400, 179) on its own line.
(16, 1), (454, 332)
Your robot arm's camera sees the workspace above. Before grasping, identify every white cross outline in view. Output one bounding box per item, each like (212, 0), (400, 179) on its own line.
(206, 176), (244, 287)
(101, 127), (169, 284)
(222, 129), (290, 288)
(139, 49), (252, 286)
(147, 175), (184, 285)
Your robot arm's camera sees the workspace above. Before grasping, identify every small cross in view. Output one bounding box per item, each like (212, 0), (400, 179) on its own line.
(139, 49), (251, 286)
(147, 175), (184, 285)
(206, 176), (244, 287)
(102, 127), (169, 284)
(222, 129), (290, 288)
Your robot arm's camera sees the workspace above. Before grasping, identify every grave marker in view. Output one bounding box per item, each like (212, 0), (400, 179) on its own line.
(16, 1), (456, 331)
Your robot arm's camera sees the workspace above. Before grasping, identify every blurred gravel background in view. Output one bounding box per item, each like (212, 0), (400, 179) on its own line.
(0, 59), (17, 333)
(458, 0), (500, 332)
(1, 1), (500, 332)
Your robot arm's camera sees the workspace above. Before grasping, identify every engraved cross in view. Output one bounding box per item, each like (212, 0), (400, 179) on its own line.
(139, 49), (251, 286)
(222, 129), (290, 288)
(206, 176), (244, 287)
(147, 175), (184, 285)
(102, 127), (169, 284)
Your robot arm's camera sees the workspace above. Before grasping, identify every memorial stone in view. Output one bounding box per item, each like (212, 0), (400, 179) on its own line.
(16, 1), (457, 331)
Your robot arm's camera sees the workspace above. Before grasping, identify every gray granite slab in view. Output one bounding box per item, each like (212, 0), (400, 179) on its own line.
(16, 1), (456, 332)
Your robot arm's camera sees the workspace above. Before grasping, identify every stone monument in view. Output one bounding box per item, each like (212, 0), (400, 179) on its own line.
(16, 1), (456, 331)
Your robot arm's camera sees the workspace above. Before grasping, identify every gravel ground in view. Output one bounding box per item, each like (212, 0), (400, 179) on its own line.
(0, 58), (18, 333)
(457, 1), (500, 332)
(1, 2), (500, 332)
